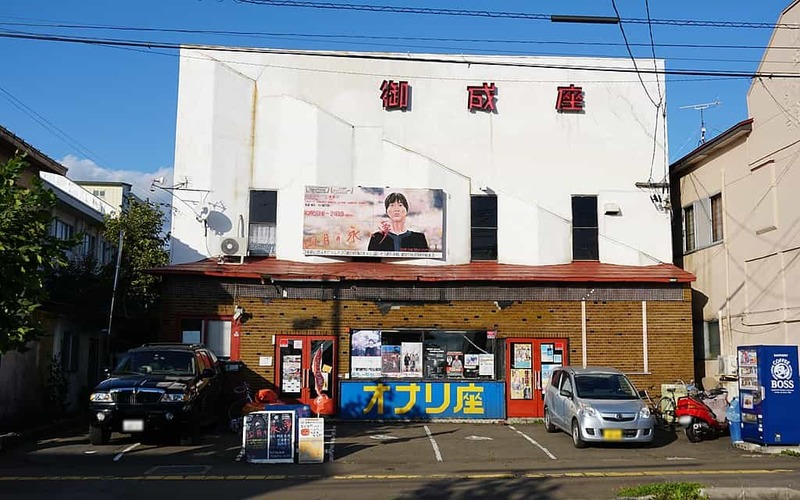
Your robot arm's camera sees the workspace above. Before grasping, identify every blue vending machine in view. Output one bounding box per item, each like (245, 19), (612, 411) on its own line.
(738, 345), (800, 446)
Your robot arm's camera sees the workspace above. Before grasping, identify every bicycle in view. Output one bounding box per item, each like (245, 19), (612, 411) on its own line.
(642, 385), (677, 431)
(227, 382), (254, 433)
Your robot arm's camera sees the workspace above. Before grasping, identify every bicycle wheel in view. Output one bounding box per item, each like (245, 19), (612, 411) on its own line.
(657, 397), (676, 430)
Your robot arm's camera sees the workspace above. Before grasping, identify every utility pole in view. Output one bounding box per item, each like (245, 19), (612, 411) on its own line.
(680, 100), (721, 145)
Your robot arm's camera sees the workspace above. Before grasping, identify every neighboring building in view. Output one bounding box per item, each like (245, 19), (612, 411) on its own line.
(669, 1), (800, 391)
(75, 181), (141, 213)
(0, 126), (115, 428)
(154, 47), (694, 420)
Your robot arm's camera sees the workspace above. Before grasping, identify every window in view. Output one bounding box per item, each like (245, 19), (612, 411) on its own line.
(684, 204), (696, 252)
(52, 219), (74, 241)
(92, 189), (106, 198)
(249, 190), (277, 256)
(704, 320), (720, 359)
(471, 195), (497, 260)
(572, 195), (598, 260)
(60, 331), (79, 372)
(350, 329), (496, 380)
(711, 193), (723, 243)
(83, 234), (97, 258)
(180, 319), (231, 359)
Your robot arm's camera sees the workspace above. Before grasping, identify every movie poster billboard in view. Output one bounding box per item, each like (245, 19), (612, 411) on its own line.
(382, 345), (401, 377)
(303, 186), (444, 258)
(401, 342), (423, 378)
(351, 330), (382, 379)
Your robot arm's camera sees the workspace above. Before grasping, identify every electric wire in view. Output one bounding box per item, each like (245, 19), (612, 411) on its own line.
(3, 31), (800, 79)
(232, 0), (800, 30)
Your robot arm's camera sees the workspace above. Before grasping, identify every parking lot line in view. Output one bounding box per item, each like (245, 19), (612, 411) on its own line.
(507, 425), (557, 460)
(423, 425), (443, 462)
(113, 442), (140, 462)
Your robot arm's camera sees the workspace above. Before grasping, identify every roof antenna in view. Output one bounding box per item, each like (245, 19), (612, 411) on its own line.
(679, 100), (721, 145)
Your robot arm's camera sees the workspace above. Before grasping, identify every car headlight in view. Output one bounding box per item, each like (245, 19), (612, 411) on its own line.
(90, 392), (113, 402)
(578, 402), (597, 418)
(639, 406), (652, 419)
(161, 393), (188, 403)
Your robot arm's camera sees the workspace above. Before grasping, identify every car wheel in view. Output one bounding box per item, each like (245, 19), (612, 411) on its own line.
(544, 407), (557, 433)
(89, 425), (110, 446)
(571, 420), (587, 449)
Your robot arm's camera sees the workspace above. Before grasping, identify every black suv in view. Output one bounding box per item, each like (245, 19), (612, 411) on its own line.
(88, 343), (223, 445)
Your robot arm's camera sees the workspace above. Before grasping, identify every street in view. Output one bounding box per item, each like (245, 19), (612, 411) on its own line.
(1, 421), (799, 499)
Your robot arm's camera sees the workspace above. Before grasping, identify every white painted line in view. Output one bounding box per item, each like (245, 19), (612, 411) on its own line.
(465, 435), (493, 441)
(508, 426), (557, 460)
(113, 442), (140, 462)
(327, 425), (336, 463)
(666, 457), (699, 461)
(423, 425), (443, 462)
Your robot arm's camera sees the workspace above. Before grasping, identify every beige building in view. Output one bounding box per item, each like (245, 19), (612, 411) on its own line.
(669, 1), (800, 389)
(75, 181), (137, 213)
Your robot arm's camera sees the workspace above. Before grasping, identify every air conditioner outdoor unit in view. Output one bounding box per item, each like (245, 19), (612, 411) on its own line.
(219, 236), (248, 259)
(718, 354), (737, 377)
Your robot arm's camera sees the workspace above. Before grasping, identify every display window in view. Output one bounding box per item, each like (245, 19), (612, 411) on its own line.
(349, 329), (496, 380)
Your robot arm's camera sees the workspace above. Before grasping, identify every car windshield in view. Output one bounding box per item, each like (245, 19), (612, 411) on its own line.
(574, 373), (638, 400)
(114, 351), (196, 376)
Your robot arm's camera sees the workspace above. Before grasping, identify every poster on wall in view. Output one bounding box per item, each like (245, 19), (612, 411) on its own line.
(303, 186), (444, 258)
(511, 369), (533, 400)
(514, 344), (532, 369)
(282, 355), (302, 393)
(401, 342), (423, 378)
(382, 345), (402, 377)
(424, 344), (446, 379)
(541, 343), (554, 363)
(478, 354), (495, 376)
(446, 352), (464, 377)
(464, 354), (479, 378)
(351, 330), (382, 378)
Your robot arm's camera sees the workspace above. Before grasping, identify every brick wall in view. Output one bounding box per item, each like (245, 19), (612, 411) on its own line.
(161, 278), (693, 399)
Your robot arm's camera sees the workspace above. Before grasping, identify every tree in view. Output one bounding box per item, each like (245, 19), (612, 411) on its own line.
(0, 155), (72, 354)
(102, 198), (170, 349)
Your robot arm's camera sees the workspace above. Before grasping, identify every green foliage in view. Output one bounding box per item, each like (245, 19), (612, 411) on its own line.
(781, 449), (800, 457)
(0, 155), (74, 354)
(45, 254), (112, 329)
(618, 482), (705, 500)
(102, 198), (169, 315)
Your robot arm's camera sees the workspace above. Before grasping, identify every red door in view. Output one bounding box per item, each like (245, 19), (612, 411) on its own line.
(275, 335), (337, 415)
(506, 338), (569, 418)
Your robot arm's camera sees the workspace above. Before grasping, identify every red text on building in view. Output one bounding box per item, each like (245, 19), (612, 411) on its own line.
(467, 82), (497, 112)
(556, 84), (584, 112)
(380, 80), (410, 111)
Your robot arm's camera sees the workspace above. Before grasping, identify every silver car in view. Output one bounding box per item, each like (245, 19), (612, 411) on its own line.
(543, 366), (654, 448)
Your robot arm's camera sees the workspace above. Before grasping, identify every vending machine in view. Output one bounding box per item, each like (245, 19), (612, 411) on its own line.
(738, 345), (800, 445)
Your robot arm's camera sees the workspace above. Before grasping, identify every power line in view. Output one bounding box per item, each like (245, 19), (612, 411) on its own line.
(3, 31), (800, 79)
(232, 0), (800, 30)
(610, 0), (660, 107)
(3, 20), (798, 54)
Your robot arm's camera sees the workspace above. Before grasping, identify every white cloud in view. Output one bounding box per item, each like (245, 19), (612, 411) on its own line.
(60, 154), (174, 230)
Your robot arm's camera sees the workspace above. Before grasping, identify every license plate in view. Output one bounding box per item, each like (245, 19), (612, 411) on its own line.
(122, 419), (144, 432)
(603, 429), (622, 441)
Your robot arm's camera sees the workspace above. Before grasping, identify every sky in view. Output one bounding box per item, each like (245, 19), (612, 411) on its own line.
(0, 0), (794, 204)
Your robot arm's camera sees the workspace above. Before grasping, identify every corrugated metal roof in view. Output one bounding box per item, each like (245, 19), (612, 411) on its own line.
(152, 257), (695, 284)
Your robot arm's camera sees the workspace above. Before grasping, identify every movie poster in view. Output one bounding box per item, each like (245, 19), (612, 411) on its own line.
(303, 186), (444, 258)
(382, 345), (402, 377)
(267, 411), (295, 463)
(446, 351), (464, 377)
(401, 342), (423, 378)
(351, 330), (382, 378)
(424, 344), (446, 379)
(511, 369), (533, 400)
(282, 355), (302, 393)
(514, 344), (532, 369)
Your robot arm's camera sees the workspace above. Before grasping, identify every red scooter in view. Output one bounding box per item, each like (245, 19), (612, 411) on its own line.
(675, 388), (729, 443)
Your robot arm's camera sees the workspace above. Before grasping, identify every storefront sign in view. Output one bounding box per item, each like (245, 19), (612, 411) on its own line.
(339, 381), (505, 419)
(556, 84), (584, 112)
(303, 186), (444, 258)
(298, 417), (325, 463)
(380, 80), (410, 111)
(467, 82), (497, 112)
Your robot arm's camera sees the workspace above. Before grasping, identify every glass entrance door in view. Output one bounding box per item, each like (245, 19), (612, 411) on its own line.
(275, 335), (337, 415)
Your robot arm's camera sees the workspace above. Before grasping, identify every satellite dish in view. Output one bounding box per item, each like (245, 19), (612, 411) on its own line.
(220, 237), (241, 256)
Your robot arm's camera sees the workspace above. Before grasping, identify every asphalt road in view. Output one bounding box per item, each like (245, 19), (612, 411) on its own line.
(1, 421), (799, 499)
